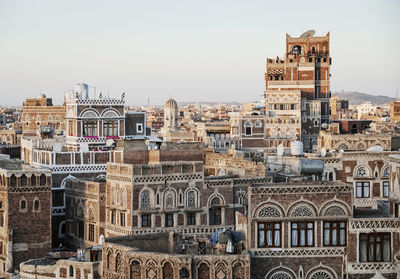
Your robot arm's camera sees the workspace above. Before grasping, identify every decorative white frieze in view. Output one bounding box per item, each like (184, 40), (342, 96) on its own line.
(347, 262), (399, 274)
(349, 218), (400, 232)
(252, 248), (345, 257)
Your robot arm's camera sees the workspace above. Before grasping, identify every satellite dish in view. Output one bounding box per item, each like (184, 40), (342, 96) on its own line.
(106, 139), (115, 147)
(320, 147), (326, 157)
(300, 30), (316, 38)
(277, 144), (284, 157)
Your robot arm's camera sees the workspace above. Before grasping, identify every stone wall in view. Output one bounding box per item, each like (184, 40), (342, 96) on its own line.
(204, 152), (265, 178)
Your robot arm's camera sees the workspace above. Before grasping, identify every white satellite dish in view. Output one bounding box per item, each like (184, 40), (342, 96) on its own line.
(277, 144), (284, 157)
(300, 30), (316, 38)
(106, 139), (115, 147)
(320, 147), (326, 157)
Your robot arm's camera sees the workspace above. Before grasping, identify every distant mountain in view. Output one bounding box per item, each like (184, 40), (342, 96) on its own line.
(332, 91), (396, 106)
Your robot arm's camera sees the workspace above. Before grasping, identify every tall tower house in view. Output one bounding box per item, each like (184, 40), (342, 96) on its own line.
(264, 31), (331, 152)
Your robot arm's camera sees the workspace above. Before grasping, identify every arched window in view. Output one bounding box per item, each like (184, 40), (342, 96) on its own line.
(77, 205), (84, 218)
(198, 263), (210, 279)
(162, 262), (174, 279)
(20, 199), (27, 211)
(310, 271), (332, 279)
(111, 187), (116, 205)
(383, 167), (389, 177)
(34, 199), (40, 211)
(292, 45), (302, 54)
(165, 192), (174, 208)
(69, 266), (74, 277)
(21, 174), (27, 186)
(180, 267), (189, 279)
(311, 46), (316, 54)
(106, 251), (112, 270)
(356, 167), (367, 177)
(88, 208), (95, 220)
(187, 190), (196, 207)
(39, 174), (46, 186)
(211, 197), (221, 206)
(31, 175), (36, 186)
(10, 175), (16, 186)
(115, 253), (122, 273)
(120, 189), (127, 207)
(140, 190), (151, 209)
(209, 196), (222, 225)
(130, 261), (141, 279)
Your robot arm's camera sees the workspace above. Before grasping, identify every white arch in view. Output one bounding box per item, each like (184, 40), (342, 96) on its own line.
(184, 187), (200, 207)
(252, 200), (285, 218)
(305, 263), (337, 279)
(60, 174), (76, 189)
(163, 188), (177, 208)
(319, 198), (351, 217)
(101, 108), (121, 118)
(207, 193), (225, 207)
(265, 264), (297, 279)
(80, 109), (100, 118)
(286, 199), (318, 217)
(353, 164), (372, 177)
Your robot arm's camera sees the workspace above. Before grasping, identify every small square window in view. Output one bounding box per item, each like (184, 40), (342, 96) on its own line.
(136, 123), (143, 133)
(245, 127), (252, 135)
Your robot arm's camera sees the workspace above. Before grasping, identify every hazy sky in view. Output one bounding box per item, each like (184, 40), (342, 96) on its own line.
(0, 0), (399, 106)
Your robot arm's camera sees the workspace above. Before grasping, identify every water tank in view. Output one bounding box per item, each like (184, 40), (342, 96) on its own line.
(291, 141), (303, 156)
(74, 83), (89, 99)
(300, 159), (324, 174)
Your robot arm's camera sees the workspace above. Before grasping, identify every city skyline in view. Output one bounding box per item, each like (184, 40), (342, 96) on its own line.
(0, 0), (399, 106)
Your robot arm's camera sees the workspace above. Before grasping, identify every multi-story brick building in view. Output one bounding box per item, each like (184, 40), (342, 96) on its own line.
(20, 83), (153, 248)
(104, 161), (252, 238)
(265, 31), (331, 152)
(21, 94), (65, 137)
(65, 176), (106, 249)
(390, 99), (400, 122)
(330, 96), (350, 120)
(249, 181), (352, 279)
(103, 232), (250, 279)
(318, 123), (400, 152)
(0, 159), (52, 274)
(229, 113), (266, 149)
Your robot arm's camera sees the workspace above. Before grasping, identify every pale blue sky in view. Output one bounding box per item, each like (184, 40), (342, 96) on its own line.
(0, 0), (399, 106)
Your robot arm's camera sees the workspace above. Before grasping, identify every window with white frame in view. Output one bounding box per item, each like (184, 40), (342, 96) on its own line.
(136, 123), (143, 133)
(382, 181), (389, 198)
(356, 182), (370, 198)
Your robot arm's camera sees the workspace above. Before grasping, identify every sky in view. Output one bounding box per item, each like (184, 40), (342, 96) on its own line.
(0, 0), (399, 106)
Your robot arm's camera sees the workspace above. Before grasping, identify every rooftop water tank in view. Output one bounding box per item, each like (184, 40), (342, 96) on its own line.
(291, 141), (303, 156)
(300, 159), (324, 174)
(74, 83), (89, 99)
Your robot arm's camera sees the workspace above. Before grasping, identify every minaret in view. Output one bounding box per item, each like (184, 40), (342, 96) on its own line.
(164, 98), (178, 130)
